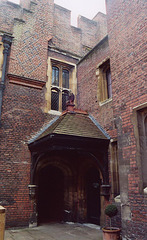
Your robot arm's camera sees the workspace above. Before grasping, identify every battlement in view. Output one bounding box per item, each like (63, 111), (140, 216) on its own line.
(0, 0), (107, 80)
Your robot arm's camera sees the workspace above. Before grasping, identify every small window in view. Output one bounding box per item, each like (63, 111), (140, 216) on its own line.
(51, 88), (59, 111)
(62, 69), (69, 89)
(52, 66), (59, 86)
(97, 59), (112, 103)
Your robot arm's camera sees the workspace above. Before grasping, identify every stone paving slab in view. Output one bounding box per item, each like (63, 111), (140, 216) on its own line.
(5, 223), (103, 240)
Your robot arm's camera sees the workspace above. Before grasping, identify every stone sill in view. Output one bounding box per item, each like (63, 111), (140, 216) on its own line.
(99, 97), (112, 106)
(48, 110), (61, 116)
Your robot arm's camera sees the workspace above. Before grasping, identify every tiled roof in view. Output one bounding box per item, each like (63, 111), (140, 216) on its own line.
(29, 110), (110, 143)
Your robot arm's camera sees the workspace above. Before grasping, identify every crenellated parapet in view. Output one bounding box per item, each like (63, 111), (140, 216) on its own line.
(0, 0), (107, 81)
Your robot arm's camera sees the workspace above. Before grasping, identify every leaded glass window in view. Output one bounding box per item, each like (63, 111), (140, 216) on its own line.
(62, 90), (69, 111)
(52, 66), (59, 86)
(62, 69), (69, 89)
(51, 88), (59, 111)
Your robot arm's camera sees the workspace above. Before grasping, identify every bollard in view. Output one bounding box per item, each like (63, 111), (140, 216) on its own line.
(0, 206), (6, 240)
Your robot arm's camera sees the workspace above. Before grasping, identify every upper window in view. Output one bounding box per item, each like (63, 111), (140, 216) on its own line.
(97, 59), (112, 103)
(62, 69), (69, 89)
(52, 66), (59, 86)
(46, 58), (77, 114)
(51, 65), (70, 112)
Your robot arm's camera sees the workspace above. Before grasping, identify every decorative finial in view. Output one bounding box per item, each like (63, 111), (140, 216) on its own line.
(66, 93), (75, 112)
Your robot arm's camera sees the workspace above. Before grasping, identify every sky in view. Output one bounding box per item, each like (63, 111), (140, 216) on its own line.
(9, 0), (106, 26)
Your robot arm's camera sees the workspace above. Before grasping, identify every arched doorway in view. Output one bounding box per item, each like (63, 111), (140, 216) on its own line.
(37, 165), (64, 224)
(86, 167), (101, 225)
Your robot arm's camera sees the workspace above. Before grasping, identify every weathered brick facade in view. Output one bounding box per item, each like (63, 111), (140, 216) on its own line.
(78, 0), (147, 239)
(0, 0), (107, 229)
(0, 0), (146, 239)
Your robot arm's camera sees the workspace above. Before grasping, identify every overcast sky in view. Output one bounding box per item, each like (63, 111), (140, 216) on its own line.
(9, 0), (106, 26)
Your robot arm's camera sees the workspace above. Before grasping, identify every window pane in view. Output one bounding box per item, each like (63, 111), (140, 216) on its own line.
(62, 69), (69, 88)
(62, 90), (69, 111)
(106, 68), (112, 98)
(52, 66), (59, 86)
(51, 89), (59, 111)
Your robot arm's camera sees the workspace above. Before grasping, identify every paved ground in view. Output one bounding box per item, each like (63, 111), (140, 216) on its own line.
(5, 222), (103, 240)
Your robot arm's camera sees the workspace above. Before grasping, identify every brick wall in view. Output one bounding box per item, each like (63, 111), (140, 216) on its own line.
(106, 0), (147, 239)
(0, 0), (52, 227)
(53, 4), (82, 56)
(0, 0), (107, 229)
(0, 78), (55, 226)
(77, 35), (121, 227)
(77, 37), (115, 136)
(8, 0), (54, 81)
(78, 0), (147, 238)
(93, 12), (107, 43)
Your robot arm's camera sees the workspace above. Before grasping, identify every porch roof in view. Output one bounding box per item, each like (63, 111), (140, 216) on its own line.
(28, 110), (110, 144)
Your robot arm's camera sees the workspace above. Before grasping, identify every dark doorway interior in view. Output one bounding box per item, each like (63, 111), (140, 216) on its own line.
(38, 165), (64, 224)
(86, 167), (101, 225)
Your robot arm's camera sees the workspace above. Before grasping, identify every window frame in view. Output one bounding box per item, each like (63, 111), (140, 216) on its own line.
(45, 57), (77, 114)
(132, 103), (147, 194)
(51, 64), (70, 112)
(96, 58), (112, 105)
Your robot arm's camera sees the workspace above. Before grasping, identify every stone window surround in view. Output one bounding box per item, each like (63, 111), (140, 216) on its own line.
(96, 57), (112, 105)
(132, 102), (147, 194)
(45, 57), (77, 114)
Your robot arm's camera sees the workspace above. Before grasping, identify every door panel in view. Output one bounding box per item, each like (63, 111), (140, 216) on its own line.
(86, 168), (101, 225)
(38, 165), (64, 223)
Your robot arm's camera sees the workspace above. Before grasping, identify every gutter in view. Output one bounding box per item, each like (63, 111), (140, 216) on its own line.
(0, 34), (13, 127)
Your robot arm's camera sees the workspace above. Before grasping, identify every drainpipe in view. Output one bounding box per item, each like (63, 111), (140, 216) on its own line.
(0, 34), (13, 127)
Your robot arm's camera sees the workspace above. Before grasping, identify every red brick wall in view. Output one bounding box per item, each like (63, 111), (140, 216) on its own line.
(77, 37), (115, 136)
(106, 0), (147, 238)
(78, 0), (147, 237)
(8, 0), (54, 81)
(0, 0), (106, 228)
(0, 0), (53, 227)
(0, 78), (54, 227)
